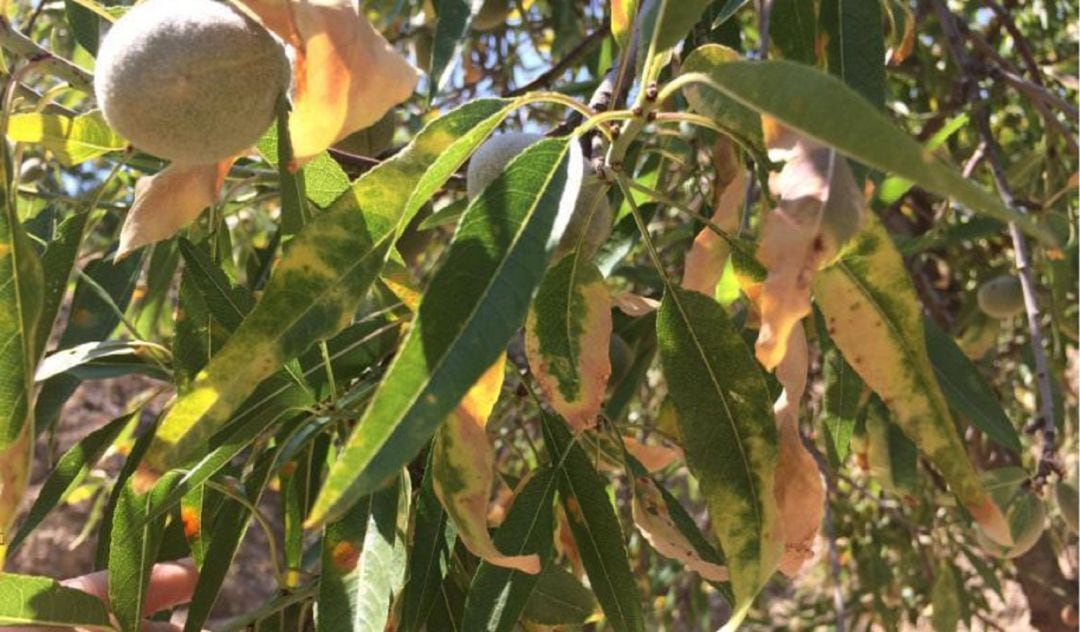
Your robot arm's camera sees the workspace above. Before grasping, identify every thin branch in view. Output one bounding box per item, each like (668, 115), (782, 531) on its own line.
(0, 16), (94, 93)
(503, 19), (609, 97)
(932, 0), (1061, 486)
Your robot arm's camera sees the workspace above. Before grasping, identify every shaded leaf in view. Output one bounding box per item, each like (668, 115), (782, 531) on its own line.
(771, 0), (816, 65)
(400, 449), (457, 632)
(526, 256), (613, 431)
(461, 468), (558, 632)
(656, 286), (780, 624)
(542, 413), (645, 632)
(308, 137), (583, 526)
(521, 564), (599, 626)
(677, 51), (1053, 243)
(8, 411), (134, 553)
(924, 318), (1021, 454)
(429, 0), (478, 99)
(35, 212), (88, 360)
(813, 214), (1011, 545)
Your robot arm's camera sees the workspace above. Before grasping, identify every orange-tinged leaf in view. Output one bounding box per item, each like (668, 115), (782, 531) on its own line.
(622, 436), (682, 473)
(432, 355), (541, 575)
(756, 120), (865, 370)
(631, 473), (729, 583)
(769, 325), (824, 577)
(612, 292), (659, 317)
(610, 0), (638, 49)
(117, 160), (232, 259)
(525, 256), (613, 431)
(241, 0), (419, 163)
(683, 139), (746, 297)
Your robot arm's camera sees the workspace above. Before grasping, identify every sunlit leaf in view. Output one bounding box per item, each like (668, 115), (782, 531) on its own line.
(813, 214), (1011, 545)
(433, 355), (540, 573)
(241, 0), (419, 162)
(117, 160), (233, 259)
(308, 137), (583, 526)
(756, 121), (865, 370)
(139, 99), (519, 482)
(6, 111), (125, 165)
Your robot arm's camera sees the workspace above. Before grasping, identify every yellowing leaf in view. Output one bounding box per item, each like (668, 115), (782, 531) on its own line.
(525, 256), (612, 431)
(683, 139), (746, 297)
(630, 473), (729, 583)
(756, 120), (865, 370)
(814, 214), (1012, 546)
(117, 160), (233, 259)
(610, 0), (638, 49)
(6, 111), (126, 165)
(432, 355), (540, 575)
(242, 0), (419, 163)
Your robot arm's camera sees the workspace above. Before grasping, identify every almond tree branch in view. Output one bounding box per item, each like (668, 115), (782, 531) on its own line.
(0, 16), (94, 93)
(503, 18), (609, 97)
(932, 0), (1061, 486)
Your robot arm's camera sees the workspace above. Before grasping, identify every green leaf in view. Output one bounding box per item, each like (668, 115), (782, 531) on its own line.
(771, 0), (817, 65)
(273, 100), (311, 235)
(35, 253), (141, 432)
(461, 467), (558, 632)
(0, 574), (114, 630)
(142, 99), (520, 476)
(429, 0), (475, 100)
(400, 449), (457, 632)
(317, 473), (410, 632)
(924, 318), (1021, 454)
(931, 562), (962, 632)
(818, 0), (885, 109)
(656, 286), (779, 624)
(35, 340), (169, 382)
(8, 410), (134, 553)
(108, 471), (183, 632)
(679, 46), (765, 160)
(35, 212), (88, 360)
(541, 413), (644, 632)
(526, 256), (613, 431)
(256, 119), (351, 210)
(522, 564), (598, 626)
(6, 112), (126, 165)
(678, 52), (1054, 244)
(94, 421), (158, 569)
(813, 214), (1011, 544)
(0, 140), (44, 558)
(308, 137), (583, 526)
(814, 307), (865, 468)
(183, 449), (279, 632)
(65, 0), (100, 55)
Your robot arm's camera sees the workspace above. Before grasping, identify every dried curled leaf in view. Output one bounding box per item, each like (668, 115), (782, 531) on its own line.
(117, 160), (232, 259)
(770, 326), (824, 577)
(756, 119), (865, 370)
(631, 474), (729, 583)
(432, 355), (540, 575)
(525, 256), (613, 431)
(683, 138), (746, 297)
(241, 0), (419, 163)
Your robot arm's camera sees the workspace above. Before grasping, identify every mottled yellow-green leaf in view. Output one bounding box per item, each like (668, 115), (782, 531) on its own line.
(432, 355), (540, 574)
(813, 214), (1011, 546)
(525, 255), (612, 431)
(656, 287), (781, 627)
